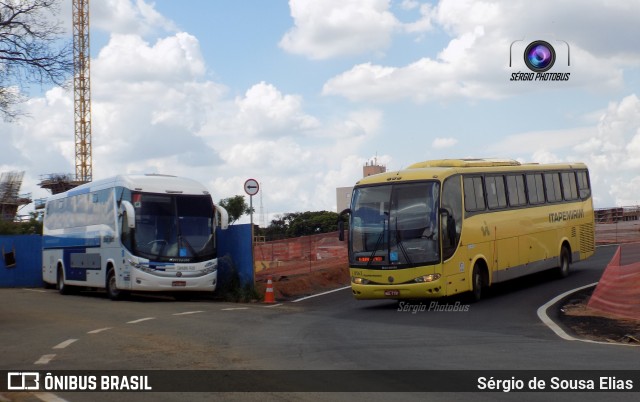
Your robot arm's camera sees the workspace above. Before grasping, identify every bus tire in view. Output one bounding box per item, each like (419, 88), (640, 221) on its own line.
(106, 267), (123, 301)
(470, 263), (485, 302)
(57, 266), (70, 295)
(558, 246), (571, 278)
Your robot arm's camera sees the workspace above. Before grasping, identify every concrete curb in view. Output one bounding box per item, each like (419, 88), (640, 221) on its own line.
(537, 282), (638, 347)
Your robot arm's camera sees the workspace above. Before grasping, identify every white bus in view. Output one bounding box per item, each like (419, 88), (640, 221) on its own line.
(42, 174), (229, 300)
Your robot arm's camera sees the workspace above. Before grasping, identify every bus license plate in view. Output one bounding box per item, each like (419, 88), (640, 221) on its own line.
(384, 290), (399, 297)
(172, 281), (186, 287)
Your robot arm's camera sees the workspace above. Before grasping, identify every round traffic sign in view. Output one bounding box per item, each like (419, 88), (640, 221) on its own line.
(244, 178), (259, 196)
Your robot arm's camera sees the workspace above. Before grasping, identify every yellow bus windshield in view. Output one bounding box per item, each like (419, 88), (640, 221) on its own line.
(351, 181), (440, 268)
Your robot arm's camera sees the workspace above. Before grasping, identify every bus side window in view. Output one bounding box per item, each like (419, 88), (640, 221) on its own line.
(526, 173), (545, 205)
(544, 173), (562, 203)
(561, 172), (578, 201)
(576, 170), (591, 199)
(442, 176), (462, 260)
(486, 175), (507, 209)
(463, 176), (485, 212)
(506, 175), (526, 207)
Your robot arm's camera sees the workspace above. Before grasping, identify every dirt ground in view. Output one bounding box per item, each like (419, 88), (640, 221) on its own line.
(559, 287), (640, 345)
(255, 263), (351, 300)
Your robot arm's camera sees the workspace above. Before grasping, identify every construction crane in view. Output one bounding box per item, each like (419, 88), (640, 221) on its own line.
(73, 0), (92, 183)
(40, 0), (91, 194)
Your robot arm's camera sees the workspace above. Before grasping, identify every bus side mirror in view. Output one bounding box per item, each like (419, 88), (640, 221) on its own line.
(214, 203), (229, 230)
(439, 208), (455, 247)
(337, 208), (350, 242)
(119, 201), (135, 229)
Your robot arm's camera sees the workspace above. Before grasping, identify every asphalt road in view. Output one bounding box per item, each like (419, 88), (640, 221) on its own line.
(1, 245), (638, 402)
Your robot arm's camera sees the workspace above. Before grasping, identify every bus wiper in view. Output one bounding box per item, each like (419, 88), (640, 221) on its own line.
(366, 213), (388, 269)
(394, 217), (412, 264)
(395, 232), (412, 264)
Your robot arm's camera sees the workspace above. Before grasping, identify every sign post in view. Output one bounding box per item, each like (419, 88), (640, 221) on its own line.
(244, 178), (259, 284)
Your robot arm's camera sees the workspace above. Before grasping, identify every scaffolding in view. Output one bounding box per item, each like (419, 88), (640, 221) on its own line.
(0, 171), (32, 221)
(595, 206), (640, 223)
(38, 173), (86, 195)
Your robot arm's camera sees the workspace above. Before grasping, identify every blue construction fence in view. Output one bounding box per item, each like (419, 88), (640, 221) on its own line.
(216, 224), (254, 289)
(0, 235), (43, 287)
(0, 224), (253, 290)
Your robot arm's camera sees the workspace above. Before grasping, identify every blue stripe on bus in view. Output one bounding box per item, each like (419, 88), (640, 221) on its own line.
(63, 248), (90, 282)
(43, 235), (101, 249)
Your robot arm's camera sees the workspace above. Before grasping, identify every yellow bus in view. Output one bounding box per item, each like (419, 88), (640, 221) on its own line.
(338, 159), (595, 301)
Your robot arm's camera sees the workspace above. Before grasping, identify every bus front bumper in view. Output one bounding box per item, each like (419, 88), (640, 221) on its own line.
(351, 280), (445, 300)
(130, 271), (217, 292)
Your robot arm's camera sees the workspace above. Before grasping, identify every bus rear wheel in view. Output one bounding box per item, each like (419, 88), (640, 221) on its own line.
(107, 268), (123, 301)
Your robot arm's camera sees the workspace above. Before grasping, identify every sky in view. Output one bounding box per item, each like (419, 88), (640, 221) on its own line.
(2, 0), (640, 225)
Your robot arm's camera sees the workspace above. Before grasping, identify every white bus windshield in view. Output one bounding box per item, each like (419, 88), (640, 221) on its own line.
(350, 182), (440, 268)
(132, 193), (215, 263)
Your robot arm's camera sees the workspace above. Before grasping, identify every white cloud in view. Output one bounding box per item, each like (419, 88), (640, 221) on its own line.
(231, 82), (320, 137)
(432, 137), (458, 149)
(402, 3), (434, 35)
(322, 52), (502, 102)
(5, 0), (640, 221)
(530, 150), (563, 164)
(94, 33), (206, 83)
(92, 0), (178, 36)
(610, 177), (640, 206)
(3, 25), (377, 221)
(489, 128), (597, 156)
(484, 94), (640, 208)
(222, 139), (312, 172)
(322, 0), (632, 103)
(279, 0), (400, 59)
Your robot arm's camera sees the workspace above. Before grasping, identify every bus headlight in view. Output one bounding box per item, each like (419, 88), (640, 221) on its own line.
(352, 277), (370, 285)
(414, 274), (441, 283)
(202, 261), (217, 274)
(129, 259), (154, 273)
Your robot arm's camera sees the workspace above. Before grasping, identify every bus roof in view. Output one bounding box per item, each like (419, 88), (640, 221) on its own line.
(355, 158), (588, 186)
(47, 174), (211, 201)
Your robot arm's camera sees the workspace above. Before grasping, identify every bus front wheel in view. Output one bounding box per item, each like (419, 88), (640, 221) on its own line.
(107, 268), (123, 301)
(471, 263), (484, 302)
(57, 267), (70, 295)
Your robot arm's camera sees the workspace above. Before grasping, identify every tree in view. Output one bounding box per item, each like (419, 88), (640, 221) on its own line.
(0, 211), (42, 234)
(261, 210), (341, 240)
(0, 0), (73, 120)
(218, 195), (253, 224)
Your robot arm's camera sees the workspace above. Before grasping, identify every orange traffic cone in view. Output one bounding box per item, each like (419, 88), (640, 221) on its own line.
(264, 276), (276, 304)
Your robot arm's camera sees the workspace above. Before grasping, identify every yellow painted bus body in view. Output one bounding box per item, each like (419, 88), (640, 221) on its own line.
(347, 159), (595, 300)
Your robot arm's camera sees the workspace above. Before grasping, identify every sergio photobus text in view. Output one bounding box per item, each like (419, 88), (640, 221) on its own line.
(510, 72), (571, 81)
(398, 301), (470, 314)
